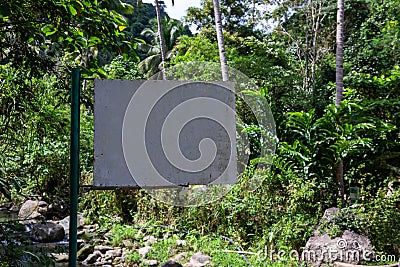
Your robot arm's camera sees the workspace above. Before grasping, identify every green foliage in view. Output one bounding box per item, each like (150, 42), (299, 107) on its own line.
(110, 224), (140, 246)
(318, 207), (369, 238)
(125, 251), (142, 264)
(123, 1), (169, 44)
(348, 0), (400, 73)
(0, 0), (399, 265)
(110, 224), (250, 266)
(121, 166), (318, 254)
(185, 0), (261, 36)
(0, 0), (140, 77)
(104, 55), (145, 80)
(363, 189), (400, 255)
(318, 189), (400, 256)
(0, 222), (55, 266)
(171, 33), (221, 63)
(0, 65), (72, 199)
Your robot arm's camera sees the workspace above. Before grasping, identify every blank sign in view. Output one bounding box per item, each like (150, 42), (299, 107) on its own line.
(94, 80), (236, 188)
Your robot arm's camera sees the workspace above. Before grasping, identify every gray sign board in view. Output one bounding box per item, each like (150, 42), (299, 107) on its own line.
(94, 80), (236, 188)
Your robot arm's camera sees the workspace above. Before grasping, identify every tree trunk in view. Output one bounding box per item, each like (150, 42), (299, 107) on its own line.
(336, 0), (345, 206)
(155, 0), (167, 80)
(212, 0), (229, 81)
(336, 0), (344, 106)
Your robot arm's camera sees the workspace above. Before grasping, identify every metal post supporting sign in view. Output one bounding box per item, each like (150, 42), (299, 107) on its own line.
(69, 68), (80, 267)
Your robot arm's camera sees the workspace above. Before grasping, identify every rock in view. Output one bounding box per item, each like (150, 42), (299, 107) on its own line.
(9, 204), (20, 213)
(77, 229), (86, 236)
(29, 222), (65, 242)
(58, 214), (85, 233)
(174, 252), (187, 261)
(161, 260), (184, 267)
(52, 253), (69, 262)
(1, 202), (13, 210)
(114, 256), (124, 263)
(174, 252), (188, 262)
(94, 245), (113, 254)
(47, 200), (67, 220)
(138, 246), (152, 258)
(122, 248), (132, 259)
(77, 244), (94, 261)
(176, 240), (187, 246)
(304, 230), (375, 266)
(144, 235), (157, 246)
(122, 239), (135, 248)
(82, 251), (102, 265)
(105, 248), (122, 258)
(144, 259), (159, 266)
(189, 252), (211, 267)
(18, 200), (48, 223)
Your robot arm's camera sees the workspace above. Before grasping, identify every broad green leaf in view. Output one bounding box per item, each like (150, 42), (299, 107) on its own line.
(10, 178), (21, 192)
(68, 5), (77, 16)
(88, 36), (101, 46)
(41, 24), (58, 36)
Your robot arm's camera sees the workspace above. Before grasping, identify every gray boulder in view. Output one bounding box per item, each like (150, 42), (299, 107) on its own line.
(143, 259), (158, 266)
(30, 222), (65, 242)
(58, 214), (85, 233)
(138, 246), (152, 258)
(18, 200), (48, 223)
(94, 245), (113, 254)
(304, 230), (375, 267)
(82, 251), (102, 265)
(185, 252), (211, 267)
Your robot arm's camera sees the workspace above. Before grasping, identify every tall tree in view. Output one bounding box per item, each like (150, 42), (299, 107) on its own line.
(335, 0), (345, 205)
(155, 0), (168, 79)
(336, 0), (344, 106)
(139, 17), (190, 77)
(212, 0), (229, 81)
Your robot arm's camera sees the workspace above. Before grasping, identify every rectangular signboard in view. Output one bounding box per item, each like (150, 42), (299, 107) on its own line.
(94, 79), (236, 188)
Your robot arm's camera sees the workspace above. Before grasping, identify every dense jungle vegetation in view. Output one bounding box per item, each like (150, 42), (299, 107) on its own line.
(0, 0), (399, 266)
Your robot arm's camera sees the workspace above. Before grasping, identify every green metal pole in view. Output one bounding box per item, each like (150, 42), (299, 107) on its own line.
(69, 68), (80, 267)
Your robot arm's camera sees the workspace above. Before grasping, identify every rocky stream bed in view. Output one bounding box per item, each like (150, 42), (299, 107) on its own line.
(0, 200), (212, 266)
(1, 201), (396, 267)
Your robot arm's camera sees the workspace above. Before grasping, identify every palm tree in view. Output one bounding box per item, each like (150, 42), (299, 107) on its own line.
(136, 0), (176, 79)
(212, 0), (229, 81)
(335, 0), (345, 205)
(155, 0), (168, 79)
(139, 17), (189, 77)
(336, 0), (344, 107)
